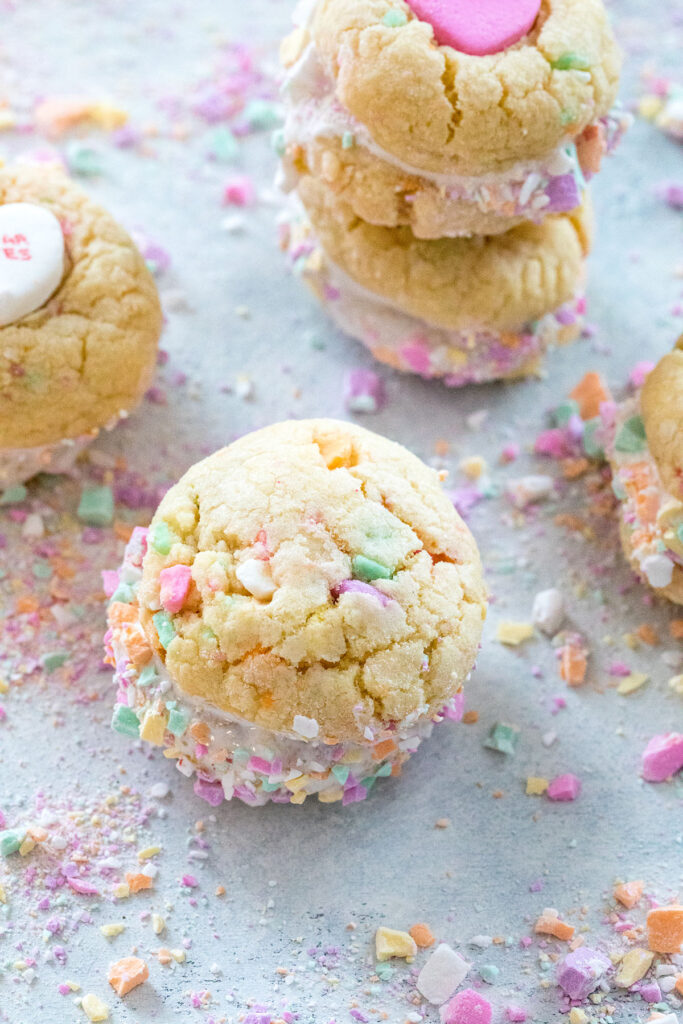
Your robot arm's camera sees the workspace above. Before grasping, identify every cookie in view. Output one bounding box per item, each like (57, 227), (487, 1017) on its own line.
(0, 164), (162, 484)
(105, 419), (487, 806)
(605, 339), (683, 605)
(282, 200), (585, 385)
(297, 175), (591, 331)
(280, 8), (626, 237)
(279, 0), (624, 236)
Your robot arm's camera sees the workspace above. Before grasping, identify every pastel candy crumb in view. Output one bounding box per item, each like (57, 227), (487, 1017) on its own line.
(107, 956), (149, 997)
(614, 880), (644, 909)
(556, 947), (611, 1000)
(547, 773), (582, 802)
(642, 733), (683, 782)
(441, 988), (492, 1024)
(417, 943), (470, 1004)
(375, 926), (417, 962)
(159, 564), (192, 613)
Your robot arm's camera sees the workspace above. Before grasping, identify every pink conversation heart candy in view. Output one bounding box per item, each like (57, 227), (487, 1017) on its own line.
(405, 0), (541, 56)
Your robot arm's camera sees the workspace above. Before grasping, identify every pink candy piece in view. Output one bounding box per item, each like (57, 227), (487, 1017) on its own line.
(547, 773), (582, 802)
(506, 1007), (527, 1022)
(441, 988), (492, 1024)
(405, 0), (540, 56)
(557, 947), (611, 1000)
(332, 579), (392, 606)
(193, 778), (224, 806)
(641, 732), (683, 782)
(101, 570), (119, 598)
(223, 174), (255, 206)
(159, 564), (192, 614)
(629, 361), (655, 389)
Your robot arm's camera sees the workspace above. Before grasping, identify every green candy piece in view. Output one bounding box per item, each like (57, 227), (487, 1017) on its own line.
(374, 762), (393, 778)
(375, 962), (394, 981)
(614, 415), (647, 453)
(77, 485), (114, 527)
(33, 560), (53, 579)
(551, 52), (592, 71)
(382, 9), (407, 26)
(111, 582), (135, 604)
(260, 780), (282, 792)
(211, 126), (239, 162)
(480, 964), (500, 984)
(582, 418), (604, 459)
(331, 764), (350, 785)
(153, 611), (176, 650)
(341, 131), (355, 150)
(41, 651), (68, 673)
(484, 722), (520, 756)
(553, 399), (580, 427)
(150, 521), (177, 555)
(352, 555), (392, 582)
(167, 706), (190, 736)
(137, 664), (159, 689)
(0, 485), (27, 506)
(0, 829), (25, 857)
(271, 128), (286, 157)
(244, 98), (281, 130)
(67, 144), (102, 177)
(111, 705), (140, 738)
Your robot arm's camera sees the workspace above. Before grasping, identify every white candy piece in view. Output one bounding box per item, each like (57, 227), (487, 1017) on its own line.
(292, 714), (319, 739)
(641, 553), (674, 589)
(0, 202), (65, 326)
(235, 557), (276, 599)
(416, 943), (469, 1005)
(532, 588), (565, 636)
(506, 474), (555, 509)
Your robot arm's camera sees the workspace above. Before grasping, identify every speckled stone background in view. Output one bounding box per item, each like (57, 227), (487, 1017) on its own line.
(0, 1), (681, 1022)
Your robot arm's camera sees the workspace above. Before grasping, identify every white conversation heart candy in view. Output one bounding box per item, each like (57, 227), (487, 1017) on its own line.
(0, 202), (65, 327)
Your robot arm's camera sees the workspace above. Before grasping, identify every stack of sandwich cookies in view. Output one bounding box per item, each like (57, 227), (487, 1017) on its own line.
(280, 0), (626, 384)
(0, 164), (162, 486)
(604, 339), (683, 605)
(105, 419), (487, 806)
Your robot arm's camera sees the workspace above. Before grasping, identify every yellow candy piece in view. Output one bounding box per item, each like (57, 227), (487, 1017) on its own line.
(81, 993), (109, 1021)
(284, 775), (310, 793)
(617, 673), (649, 695)
(375, 926), (418, 962)
(526, 777), (549, 796)
(317, 788), (343, 803)
(100, 923), (125, 938)
(497, 621), (535, 646)
(152, 914), (165, 935)
(139, 709), (168, 746)
(615, 947), (654, 987)
(138, 845), (161, 861)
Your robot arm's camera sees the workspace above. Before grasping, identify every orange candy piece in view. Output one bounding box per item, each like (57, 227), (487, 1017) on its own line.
(409, 923), (435, 948)
(534, 915), (575, 941)
(125, 872), (153, 893)
(647, 905), (683, 953)
(614, 881), (644, 909)
(560, 645), (587, 687)
(372, 739), (397, 761)
(108, 956), (149, 997)
(570, 372), (611, 420)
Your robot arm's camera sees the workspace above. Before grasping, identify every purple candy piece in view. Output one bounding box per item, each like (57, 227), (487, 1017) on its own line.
(656, 180), (683, 209)
(557, 947), (611, 1000)
(193, 777), (224, 806)
(545, 173), (581, 213)
(332, 579), (391, 606)
(344, 368), (386, 413)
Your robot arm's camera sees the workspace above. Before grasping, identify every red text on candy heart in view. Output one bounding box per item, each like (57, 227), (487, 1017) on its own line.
(2, 233), (32, 261)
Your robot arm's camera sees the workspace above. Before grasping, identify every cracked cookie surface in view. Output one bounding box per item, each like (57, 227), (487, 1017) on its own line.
(0, 165), (162, 448)
(298, 174), (592, 332)
(304, 0), (621, 176)
(137, 419), (487, 742)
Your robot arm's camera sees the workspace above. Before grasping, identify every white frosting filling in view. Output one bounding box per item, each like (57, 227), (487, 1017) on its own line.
(280, 42), (587, 213)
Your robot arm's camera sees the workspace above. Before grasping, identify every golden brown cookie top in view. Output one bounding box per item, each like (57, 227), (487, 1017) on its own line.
(296, 0), (621, 175)
(0, 164), (162, 448)
(298, 173), (592, 331)
(137, 419), (487, 741)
